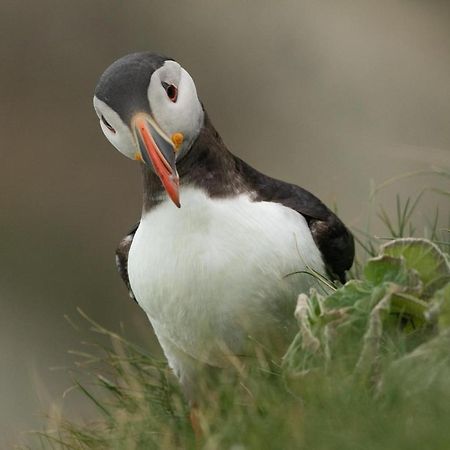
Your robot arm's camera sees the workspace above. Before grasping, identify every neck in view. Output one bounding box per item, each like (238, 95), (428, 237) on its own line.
(141, 113), (246, 212)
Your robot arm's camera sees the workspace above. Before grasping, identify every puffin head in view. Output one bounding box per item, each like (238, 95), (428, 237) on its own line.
(93, 52), (204, 207)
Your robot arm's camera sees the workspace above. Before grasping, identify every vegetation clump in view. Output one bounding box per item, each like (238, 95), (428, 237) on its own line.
(32, 177), (450, 449)
(31, 237), (450, 450)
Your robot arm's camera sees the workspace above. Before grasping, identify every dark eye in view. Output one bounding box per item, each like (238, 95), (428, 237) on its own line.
(101, 115), (116, 133)
(161, 82), (178, 102)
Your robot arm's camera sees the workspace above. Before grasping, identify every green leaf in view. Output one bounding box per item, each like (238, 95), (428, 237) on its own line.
(390, 293), (428, 326)
(381, 238), (450, 291)
(325, 280), (372, 309)
(364, 255), (404, 285)
(423, 275), (450, 298)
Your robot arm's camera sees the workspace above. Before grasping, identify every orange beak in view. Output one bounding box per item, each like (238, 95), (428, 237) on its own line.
(133, 113), (180, 208)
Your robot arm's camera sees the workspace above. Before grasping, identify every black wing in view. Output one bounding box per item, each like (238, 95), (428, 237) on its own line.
(115, 222), (139, 302)
(237, 160), (355, 283)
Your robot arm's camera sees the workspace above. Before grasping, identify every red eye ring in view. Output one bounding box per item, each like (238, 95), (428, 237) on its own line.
(162, 82), (178, 102)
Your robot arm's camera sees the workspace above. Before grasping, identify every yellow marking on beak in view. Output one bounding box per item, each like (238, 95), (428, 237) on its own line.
(134, 152), (143, 162)
(171, 132), (184, 151)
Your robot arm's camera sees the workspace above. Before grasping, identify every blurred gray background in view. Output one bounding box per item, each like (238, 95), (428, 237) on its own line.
(1, 0), (449, 446)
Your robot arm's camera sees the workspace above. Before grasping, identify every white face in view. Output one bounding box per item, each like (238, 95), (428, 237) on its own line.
(93, 60), (204, 161)
(93, 96), (136, 159)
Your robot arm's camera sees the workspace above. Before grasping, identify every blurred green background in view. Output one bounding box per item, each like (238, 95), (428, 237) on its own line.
(1, 0), (449, 446)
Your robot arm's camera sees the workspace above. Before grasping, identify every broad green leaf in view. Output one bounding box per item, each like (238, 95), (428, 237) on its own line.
(364, 255), (421, 294)
(325, 280), (371, 309)
(423, 275), (450, 298)
(381, 238), (450, 290)
(390, 293), (428, 325)
(364, 255), (406, 285)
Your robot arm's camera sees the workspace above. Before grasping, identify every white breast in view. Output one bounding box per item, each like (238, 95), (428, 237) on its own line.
(128, 187), (325, 373)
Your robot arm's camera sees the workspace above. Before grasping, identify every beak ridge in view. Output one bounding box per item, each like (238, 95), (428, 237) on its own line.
(133, 114), (180, 207)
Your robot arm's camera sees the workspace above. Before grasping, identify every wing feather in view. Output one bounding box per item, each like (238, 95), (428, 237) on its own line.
(115, 222), (139, 301)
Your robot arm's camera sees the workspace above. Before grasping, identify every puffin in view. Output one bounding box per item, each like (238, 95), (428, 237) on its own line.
(93, 52), (354, 400)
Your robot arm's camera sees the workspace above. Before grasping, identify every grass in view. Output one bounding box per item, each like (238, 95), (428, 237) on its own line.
(28, 173), (450, 450)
